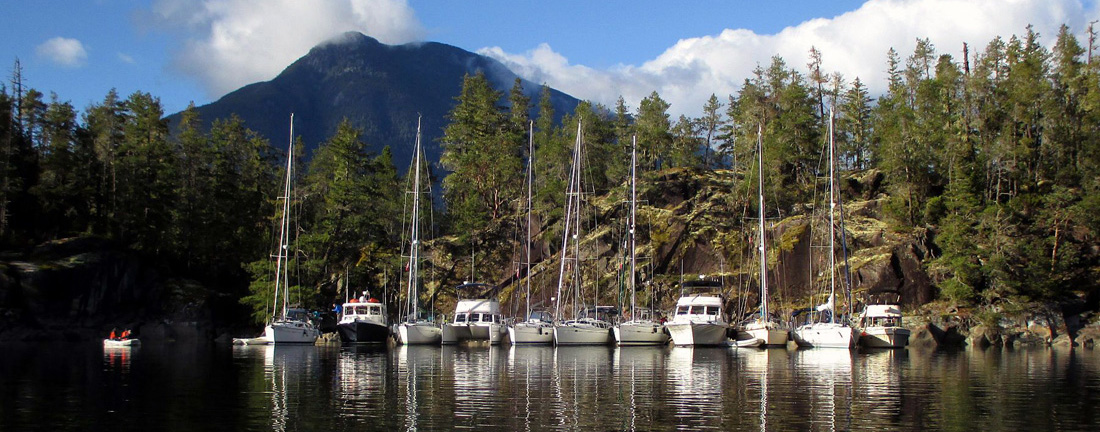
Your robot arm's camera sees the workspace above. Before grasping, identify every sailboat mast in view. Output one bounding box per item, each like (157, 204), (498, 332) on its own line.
(757, 123), (769, 321)
(555, 122), (582, 322)
(406, 116), (423, 321)
(828, 110), (837, 324)
(629, 135), (637, 322)
(272, 113), (294, 321)
(525, 121), (534, 320)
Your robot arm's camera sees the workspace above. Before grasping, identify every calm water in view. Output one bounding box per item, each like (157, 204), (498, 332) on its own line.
(2, 341), (1099, 431)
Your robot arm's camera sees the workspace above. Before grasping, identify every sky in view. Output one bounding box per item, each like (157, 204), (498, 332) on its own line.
(2, 0), (1099, 118)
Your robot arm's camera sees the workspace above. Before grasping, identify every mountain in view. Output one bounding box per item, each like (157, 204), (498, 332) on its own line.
(167, 32), (580, 169)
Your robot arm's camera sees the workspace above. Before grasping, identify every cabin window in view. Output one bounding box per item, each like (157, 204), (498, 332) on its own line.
(706, 306), (720, 316)
(456, 314), (467, 323)
(690, 306), (708, 314)
(677, 306), (690, 315)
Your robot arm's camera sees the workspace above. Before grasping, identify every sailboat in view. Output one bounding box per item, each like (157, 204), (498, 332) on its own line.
(552, 121), (615, 346)
(255, 114), (321, 345)
(613, 135), (669, 346)
(793, 111), (856, 349)
(394, 116), (443, 345)
(739, 124), (789, 347)
(508, 121), (554, 344)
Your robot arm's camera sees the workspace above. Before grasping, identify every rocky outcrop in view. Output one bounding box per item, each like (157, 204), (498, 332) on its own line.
(0, 237), (218, 341)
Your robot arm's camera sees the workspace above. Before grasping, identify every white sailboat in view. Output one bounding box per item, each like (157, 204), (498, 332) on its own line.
(242, 114), (321, 345)
(552, 121), (614, 346)
(614, 135), (669, 346)
(395, 116), (443, 345)
(442, 283), (506, 344)
(666, 279), (731, 346)
(739, 124), (789, 347)
(508, 121), (554, 344)
(793, 111), (856, 349)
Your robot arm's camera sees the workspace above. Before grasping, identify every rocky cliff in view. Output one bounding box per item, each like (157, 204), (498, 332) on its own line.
(0, 237), (223, 341)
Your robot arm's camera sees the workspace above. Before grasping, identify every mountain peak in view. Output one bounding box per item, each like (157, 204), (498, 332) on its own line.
(170, 36), (579, 171)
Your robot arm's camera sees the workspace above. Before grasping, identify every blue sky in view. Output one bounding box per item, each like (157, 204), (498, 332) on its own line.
(2, 0), (1097, 117)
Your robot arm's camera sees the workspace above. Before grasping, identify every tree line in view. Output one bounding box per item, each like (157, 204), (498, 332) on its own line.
(3, 25), (1098, 325)
(440, 24), (1100, 305)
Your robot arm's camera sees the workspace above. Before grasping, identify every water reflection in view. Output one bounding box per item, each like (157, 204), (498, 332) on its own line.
(8, 342), (1100, 431)
(103, 345), (137, 372)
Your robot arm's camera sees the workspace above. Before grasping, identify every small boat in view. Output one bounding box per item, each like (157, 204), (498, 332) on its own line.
(734, 337), (765, 348)
(442, 283), (506, 345)
(858, 304), (910, 348)
(666, 279), (731, 346)
(232, 336), (271, 345)
(103, 338), (140, 348)
(337, 293), (390, 343)
(394, 116), (442, 345)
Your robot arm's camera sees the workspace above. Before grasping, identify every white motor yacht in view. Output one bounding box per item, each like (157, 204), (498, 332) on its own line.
(858, 304), (910, 348)
(337, 293), (389, 343)
(666, 280), (730, 346)
(443, 283), (506, 345)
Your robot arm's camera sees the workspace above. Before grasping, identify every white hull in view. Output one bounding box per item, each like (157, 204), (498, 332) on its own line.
(442, 323), (504, 345)
(742, 325), (789, 346)
(554, 322), (612, 345)
(508, 322), (554, 344)
(666, 322), (729, 346)
(743, 328), (788, 346)
(860, 326), (910, 348)
(396, 322), (442, 345)
(793, 323), (856, 348)
(103, 339), (140, 347)
(232, 336), (272, 345)
(614, 321), (670, 346)
(265, 320), (320, 344)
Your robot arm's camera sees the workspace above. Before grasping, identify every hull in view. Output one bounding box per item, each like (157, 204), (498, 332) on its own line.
(666, 322), (729, 346)
(337, 321), (390, 343)
(103, 339), (140, 347)
(265, 321), (320, 344)
(614, 321), (670, 346)
(743, 327), (789, 347)
(442, 323), (504, 345)
(508, 322), (554, 344)
(554, 323), (612, 346)
(860, 326), (910, 348)
(396, 322), (442, 345)
(793, 323), (856, 348)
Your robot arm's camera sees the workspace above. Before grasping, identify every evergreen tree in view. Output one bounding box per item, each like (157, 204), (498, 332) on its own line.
(440, 72), (522, 232)
(699, 94), (724, 168)
(635, 91), (672, 170)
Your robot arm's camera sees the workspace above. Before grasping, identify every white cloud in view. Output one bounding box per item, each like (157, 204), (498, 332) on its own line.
(117, 53), (136, 64)
(35, 37), (88, 68)
(150, 0), (424, 98)
(482, 0), (1100, 117)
